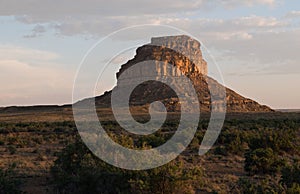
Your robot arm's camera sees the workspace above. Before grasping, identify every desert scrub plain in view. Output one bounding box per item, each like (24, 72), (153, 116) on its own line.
(0, 110), (299, 193)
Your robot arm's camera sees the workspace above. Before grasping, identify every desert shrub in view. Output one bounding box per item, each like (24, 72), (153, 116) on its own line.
(52, 139), (203, 194)
(281, 162), (300, 189)
(0, 140), (4, 145)
(136, 134), (166, 148)
(31, 136), (43, 144)
(237, 177), (284, 194)
(51, 140), (132, 193)
(188, 130), (204, 151)
(243, 127), (297, 176)
(7, 136), (18, 145)
(236, 178), (257, 194)
(7, 145), (17, 155)
(0, 165), (22, 194)
(245, 148), (286, 175)
(248, 128), (296, 154)
(217, 128), (245, 155)
(130, 157), (203, 194)
(287, 183), (300, 194)
(54, 127), (67, 133)
(214, 145), (228, 156)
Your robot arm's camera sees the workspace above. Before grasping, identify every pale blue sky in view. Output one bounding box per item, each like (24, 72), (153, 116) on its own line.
(0, 0), (299, 109)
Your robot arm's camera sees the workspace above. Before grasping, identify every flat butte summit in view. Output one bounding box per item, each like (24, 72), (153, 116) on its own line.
(80, 35), (273, 113)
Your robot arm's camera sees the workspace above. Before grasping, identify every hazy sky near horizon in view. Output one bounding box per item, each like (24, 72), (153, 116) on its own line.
(0, 0), (299, 109)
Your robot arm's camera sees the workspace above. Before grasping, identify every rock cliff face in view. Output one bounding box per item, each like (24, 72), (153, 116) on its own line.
(95, 35), (273, 113)
(150, 35), (207, 75)
(117, 35), (207, 80)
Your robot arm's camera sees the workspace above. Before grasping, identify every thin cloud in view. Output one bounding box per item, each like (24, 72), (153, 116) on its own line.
(0, 46), (73, 106)
(23, 24), (47, 38)
(219, 0), (277, 8)
(0, 59), (74, 106)
(0, 45), (59, 62)
(285, 10), (300, 18)
(0, 0), (277, 17)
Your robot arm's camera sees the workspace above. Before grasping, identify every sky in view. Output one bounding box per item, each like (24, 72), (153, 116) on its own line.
(0, 0), (299, 109)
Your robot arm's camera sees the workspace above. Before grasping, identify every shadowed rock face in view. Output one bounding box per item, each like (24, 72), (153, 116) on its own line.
(92, 35), (273, 113)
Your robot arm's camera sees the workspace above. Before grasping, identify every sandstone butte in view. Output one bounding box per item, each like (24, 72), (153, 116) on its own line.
(81, 35), (273, 113)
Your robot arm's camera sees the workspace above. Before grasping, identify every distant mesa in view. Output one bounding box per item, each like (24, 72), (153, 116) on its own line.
(79, 35), (273, 113)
